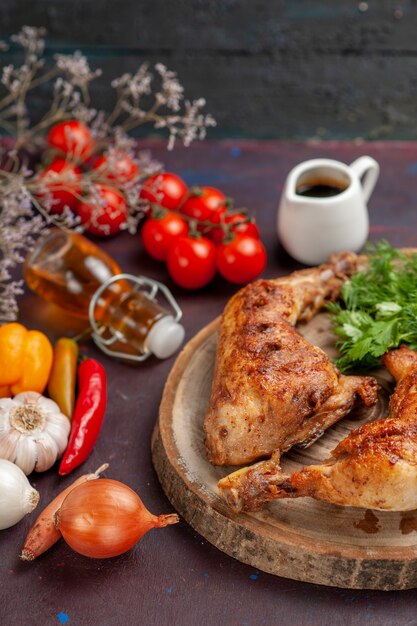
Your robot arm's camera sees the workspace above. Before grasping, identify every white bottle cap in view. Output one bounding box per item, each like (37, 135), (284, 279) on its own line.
(146, 316), (185, 359)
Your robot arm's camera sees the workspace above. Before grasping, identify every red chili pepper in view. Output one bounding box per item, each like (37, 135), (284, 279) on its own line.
(59, 359), (107, 476)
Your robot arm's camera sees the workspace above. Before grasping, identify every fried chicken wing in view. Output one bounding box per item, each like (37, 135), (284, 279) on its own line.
(227, 346), (417, 512)
(204, 251), (379, 511)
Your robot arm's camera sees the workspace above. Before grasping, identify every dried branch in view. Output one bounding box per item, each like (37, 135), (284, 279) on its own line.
(0, 26), (216, 322)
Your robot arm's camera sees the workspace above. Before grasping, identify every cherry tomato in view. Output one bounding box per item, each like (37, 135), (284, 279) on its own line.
(36, 158), (82, 214)
(180, 186), (227, 224)
(47, 120), (94, 162)
(210, 212), (260, 245)
(76, 184), (127, 237)
(92, 152), (139, 184)
(141, 212), (188, 261)
(216, 235), (267, 284)
(167, 236), (217, 289)
(140, 172), (188, 210)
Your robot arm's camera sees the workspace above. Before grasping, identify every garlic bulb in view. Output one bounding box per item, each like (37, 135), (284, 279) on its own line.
(0, 459), (40, 529)
(0, 392), (70, 474)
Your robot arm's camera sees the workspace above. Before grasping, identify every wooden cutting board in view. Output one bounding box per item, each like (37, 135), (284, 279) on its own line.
(151, 312), (417, 591)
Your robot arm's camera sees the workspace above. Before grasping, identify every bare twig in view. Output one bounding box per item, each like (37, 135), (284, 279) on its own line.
(0, 25), (215, 322)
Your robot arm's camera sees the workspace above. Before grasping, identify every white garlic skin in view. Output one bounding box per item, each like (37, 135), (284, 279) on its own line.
(0, 392), (70, 475)
(0, 459), (39, 530)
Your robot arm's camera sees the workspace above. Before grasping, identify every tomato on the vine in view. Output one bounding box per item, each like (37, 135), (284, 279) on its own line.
(93, 152), (139, 184)
(141, 212), (188, 261)
(140, 172), (188, 210)
(216, 235), (267, 284)
(167, 236), (217, 289)
(179, 186), (227, 226)
(36, 158), (82, 214)
(76, 184), (127, 237)
(210, 212), (260, 245)
(47, 120), (94, 162)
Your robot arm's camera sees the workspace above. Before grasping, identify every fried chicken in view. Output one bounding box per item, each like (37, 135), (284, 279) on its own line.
(242, 345), (417, 513)
(203, 252), (379, 511)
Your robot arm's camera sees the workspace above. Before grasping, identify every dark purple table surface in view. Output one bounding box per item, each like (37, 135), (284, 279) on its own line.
(3, 140), (417, 626)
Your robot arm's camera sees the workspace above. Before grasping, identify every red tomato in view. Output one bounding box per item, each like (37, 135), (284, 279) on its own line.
(47, 120), (94, 162)
(76, 184), (127, 237)
(167, 236), (217, 289)
(141, 212), (188, 261)
(210, 212), (260, 245)
(216, 235), (267, 284)
(36, 158), (82, 214)
(180, 186), (227, 224)
(140, 172), (188, 210)
(92, 152), (139, 184)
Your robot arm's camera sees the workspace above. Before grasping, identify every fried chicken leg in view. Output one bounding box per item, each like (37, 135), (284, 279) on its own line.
(226, 346), (417, 512)
(203, 252), (378, 511)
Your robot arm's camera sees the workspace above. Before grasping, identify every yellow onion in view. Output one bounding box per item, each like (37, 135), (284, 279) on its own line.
(54, 478), (179, 558)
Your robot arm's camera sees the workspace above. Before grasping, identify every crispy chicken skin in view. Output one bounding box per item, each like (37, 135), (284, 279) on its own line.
(235, 346), (417, 513)
(204, 251), (378, 475)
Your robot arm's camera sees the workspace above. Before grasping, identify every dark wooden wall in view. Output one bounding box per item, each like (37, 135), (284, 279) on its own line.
(2, 1), (417, 139)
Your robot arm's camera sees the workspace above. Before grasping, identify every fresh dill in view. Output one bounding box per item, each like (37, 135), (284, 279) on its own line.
(327, 241), (417, 372)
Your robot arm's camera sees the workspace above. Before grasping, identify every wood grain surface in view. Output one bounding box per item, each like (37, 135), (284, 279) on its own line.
(2, 140), (417, 624)
(3, 2), (417, 139)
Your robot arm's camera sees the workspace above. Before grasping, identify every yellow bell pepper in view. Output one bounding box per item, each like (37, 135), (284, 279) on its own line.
(0, 323), (53, 396)
(0, 323), (26, 386)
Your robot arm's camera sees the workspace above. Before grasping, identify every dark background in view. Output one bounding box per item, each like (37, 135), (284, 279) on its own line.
(3, 5), (417, 625)
(2, 0), (417, 140)
(4, 139), (417, 626)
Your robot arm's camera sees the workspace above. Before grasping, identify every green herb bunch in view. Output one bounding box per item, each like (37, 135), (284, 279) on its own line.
(327, 241), (417, 372)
